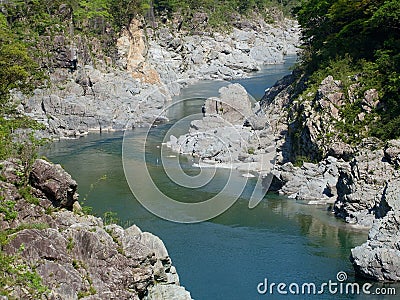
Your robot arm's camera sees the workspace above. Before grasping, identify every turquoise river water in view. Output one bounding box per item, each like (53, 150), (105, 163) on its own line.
(43, 57), (398, 299)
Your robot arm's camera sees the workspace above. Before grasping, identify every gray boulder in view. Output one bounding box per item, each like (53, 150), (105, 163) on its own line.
(384, 139), (400, 169)
(273, 157), (339, 202)
(1, 159), (193, 299)
(30, 159), (78, 210)
(350, 180), (400, 281)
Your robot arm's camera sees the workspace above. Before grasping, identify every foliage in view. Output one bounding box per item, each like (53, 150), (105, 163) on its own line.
(0, 250), (48, 298)
(0, 116), (47, 187)
(153, 0), (300, 28)
(0, 14), (43, 113)
(295, 0), (400, 141)
(293, 155), (313, 167)
(0, 199), (18, 221)
(103, 211), (120, 226)
(0, 11), (47, 172)
(66, 237), (75, 251)
(18, 186), (40, 205)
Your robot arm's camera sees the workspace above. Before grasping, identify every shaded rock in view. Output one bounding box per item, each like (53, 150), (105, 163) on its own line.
(30, 159), (78, 210)
(334, 149), (400, 227)
(273, 157), (339, 202)
(1, 159), (192, 299)
(350, 180), (400, 281)
(328, 142), (354, 161)
(384, 139), (400, 169)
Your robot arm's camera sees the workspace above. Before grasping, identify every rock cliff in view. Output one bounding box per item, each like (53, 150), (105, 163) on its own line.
(17, 17), (299, 139)
(350, 180), (400, 281)
(259, 72), (400, 281)
(0, 159), (192, 299)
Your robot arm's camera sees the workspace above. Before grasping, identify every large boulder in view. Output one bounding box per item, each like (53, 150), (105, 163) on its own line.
(29, 159), (78, 210)
(205, 84), (253, 125)
(384, 139), (400, 169)
(272, 157), (339, 203)
(1, 159), (192, 299)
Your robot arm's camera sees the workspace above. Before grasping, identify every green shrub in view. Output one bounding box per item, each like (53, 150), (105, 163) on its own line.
(0, 199), (17, 221)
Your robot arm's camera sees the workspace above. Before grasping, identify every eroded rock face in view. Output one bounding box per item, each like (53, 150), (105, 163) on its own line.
(204, 84), (253, 125)
(20, 16), (299, 139)
(272, 157), (339, 203)
(258, 69), (400, 282)
(22, 66), (172, 138)
(334, 147), (400, 227)
(350, 180), (400, 281)
(0, 159), (192, 299)
(143, 18), (300, 83)
(385, 140), (400, 169)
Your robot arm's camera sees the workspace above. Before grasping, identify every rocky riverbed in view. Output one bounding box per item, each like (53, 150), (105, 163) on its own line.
(0, 158), (192, 299)
(16, 17), (299, 139)
(166, 83), (276, 181)
(167, 68), (400, 282)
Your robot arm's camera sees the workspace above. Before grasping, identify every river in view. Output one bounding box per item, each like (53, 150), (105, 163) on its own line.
(43, 57), (396, 299)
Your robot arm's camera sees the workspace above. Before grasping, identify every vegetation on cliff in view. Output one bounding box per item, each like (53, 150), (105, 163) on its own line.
(0, 13), (45, 166)
(294, 0), (400, 142)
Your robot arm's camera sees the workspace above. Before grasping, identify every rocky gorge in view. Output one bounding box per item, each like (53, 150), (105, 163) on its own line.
(17, 15), (299, 138)
(260, 73), (400, 281)
(6, 1), (399, 289)
(0, 158), (192, 299)
(166, 62), (400, 283)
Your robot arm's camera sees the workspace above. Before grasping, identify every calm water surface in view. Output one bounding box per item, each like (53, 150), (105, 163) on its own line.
(43, 57), (397, 299)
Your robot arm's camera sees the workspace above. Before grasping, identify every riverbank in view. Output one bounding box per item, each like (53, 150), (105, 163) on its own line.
(260, 73), (400, 281)
(166, 65), (400, 283)
(0, 158), (192, 299)
(17, 17), (299, 139)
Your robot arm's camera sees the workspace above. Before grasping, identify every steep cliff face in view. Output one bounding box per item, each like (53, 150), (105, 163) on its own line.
(0, 159), (192, 299)
(261, 74), (383, 163)
(260, 73), (400, 219)
(350, 180), (400, 281)
(117, 18), (162, 85)
(260, 72), (400, 281)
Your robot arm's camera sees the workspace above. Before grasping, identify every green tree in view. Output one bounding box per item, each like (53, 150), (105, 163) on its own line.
(295, 0), (400, 140)
(0, 14), (40, 112)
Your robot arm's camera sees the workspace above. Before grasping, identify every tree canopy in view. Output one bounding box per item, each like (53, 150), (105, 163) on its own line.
(295, 0), (400, 140)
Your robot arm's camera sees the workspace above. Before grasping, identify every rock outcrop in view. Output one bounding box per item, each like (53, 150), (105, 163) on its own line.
(167, 83), (275, 176)
(334, 144), (399, 227)
(271, 157), (339, 203)
(350, 180), (400, 281)
(30, 159), (78, 210)
(142, 18), (300, 83)
(18, 16), (299, 139)
(20, 66), (171, 138)
(0, 159), (192, 299)
(258, 66), (400, 282)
